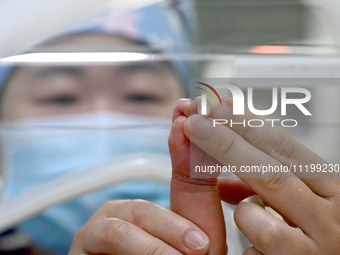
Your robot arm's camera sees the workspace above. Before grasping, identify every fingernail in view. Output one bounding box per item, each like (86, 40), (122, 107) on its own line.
(189, 114), (213, 139)
(221, 95), (233, 104)
(241, 195), (264, 207)
(184, 230), (208, 250)
(210, 102), (232, 120)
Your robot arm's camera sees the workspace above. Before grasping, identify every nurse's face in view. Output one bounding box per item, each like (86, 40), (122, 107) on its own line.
(0, 33), (184, 120)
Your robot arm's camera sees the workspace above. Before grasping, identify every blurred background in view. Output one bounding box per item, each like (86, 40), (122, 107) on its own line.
(195, 0), (340, 165)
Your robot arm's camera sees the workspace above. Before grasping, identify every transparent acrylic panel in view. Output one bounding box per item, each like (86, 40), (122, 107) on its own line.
(1, 0), (340, 253)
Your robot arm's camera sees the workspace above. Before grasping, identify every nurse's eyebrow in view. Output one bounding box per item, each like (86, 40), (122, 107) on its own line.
(32, 66), (84, 79)
(121, 62), (160, 73)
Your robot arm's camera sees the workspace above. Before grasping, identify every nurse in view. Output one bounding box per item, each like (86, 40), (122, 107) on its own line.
(0, 1), (217, 254)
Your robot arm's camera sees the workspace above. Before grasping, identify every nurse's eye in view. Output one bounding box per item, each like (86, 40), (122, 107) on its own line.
(125, 93), (162, 103)
(41, 94), (78, 106)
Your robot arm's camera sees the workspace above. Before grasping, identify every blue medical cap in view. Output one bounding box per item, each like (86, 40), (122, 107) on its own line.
(0, 66), (13, 90)
(0, 0), (194, 93)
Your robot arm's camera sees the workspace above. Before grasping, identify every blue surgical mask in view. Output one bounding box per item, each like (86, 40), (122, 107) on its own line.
(0, 111), (172, 255)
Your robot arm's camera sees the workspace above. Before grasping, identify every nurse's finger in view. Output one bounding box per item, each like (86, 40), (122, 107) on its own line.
(217, 178), (256, 205)
(93, 199), (210, 255)
(183, 114), (331, 235)
(74, 217), (184, 255)
(243, 246), (263, 255)
(210, 97), (340, 197)
(234, 195), (317, 254)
